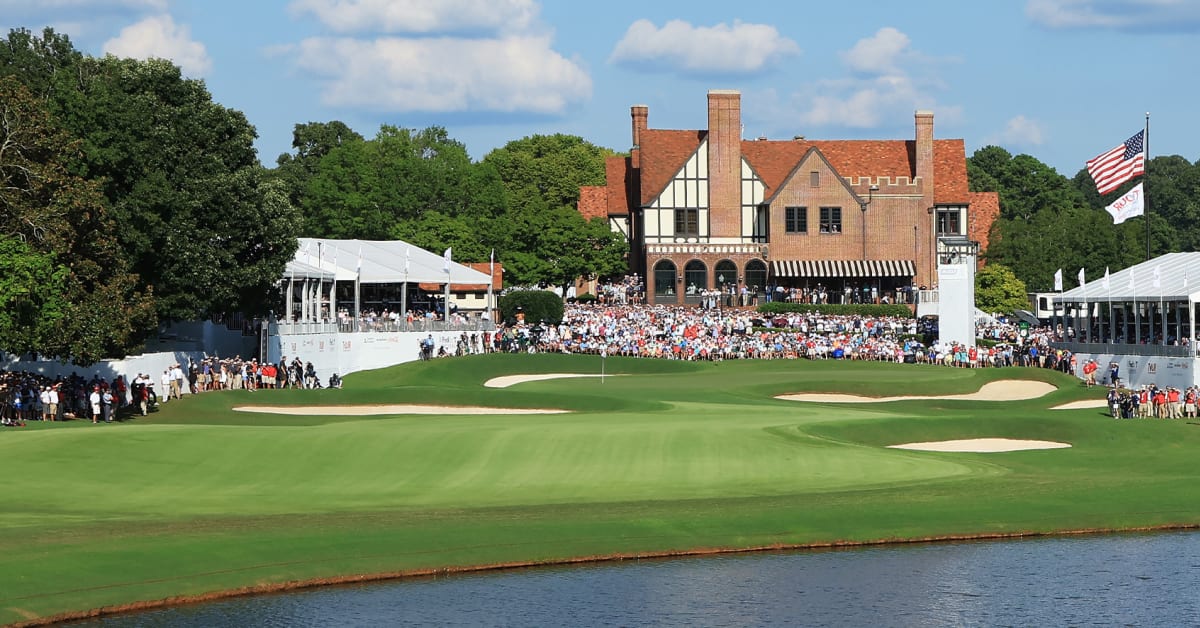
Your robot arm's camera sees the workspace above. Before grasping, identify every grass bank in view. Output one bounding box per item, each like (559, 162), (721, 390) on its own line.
(2, 354), (1197, 625)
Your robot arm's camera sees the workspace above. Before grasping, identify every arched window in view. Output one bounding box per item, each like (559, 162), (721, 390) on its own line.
(745, 259), (767, 294)
(683, 260), (707, 304)
(653, 260), (678, 304)
(715, 260), (737, 291)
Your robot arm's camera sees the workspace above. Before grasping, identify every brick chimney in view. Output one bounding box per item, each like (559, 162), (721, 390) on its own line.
(631, 104), (648, 169)
(915, 110), (934, 202)
(707, 90), (741, 239)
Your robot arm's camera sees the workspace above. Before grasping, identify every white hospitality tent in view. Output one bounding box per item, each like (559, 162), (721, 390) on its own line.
(284, 238), (493, 325)
(1054, 252), (1200, 348)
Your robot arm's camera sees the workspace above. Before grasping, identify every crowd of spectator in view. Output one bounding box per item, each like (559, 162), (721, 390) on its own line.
(1107, 382), (1199, 419)
(1, 354), (332, 427)
(489, 303), (1058, 368)
(336, 307), (491, 333)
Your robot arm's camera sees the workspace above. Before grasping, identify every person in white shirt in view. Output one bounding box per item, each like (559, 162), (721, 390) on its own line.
(89, 387), (102, 423)
(160, 370), (171, 403)
(47, 386), (59, 422)
(40, 386), (51, 422)
(169, 364), (184, 399)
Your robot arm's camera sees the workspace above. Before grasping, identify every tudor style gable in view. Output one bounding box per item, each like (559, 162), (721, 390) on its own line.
(643, 140), (710, 243)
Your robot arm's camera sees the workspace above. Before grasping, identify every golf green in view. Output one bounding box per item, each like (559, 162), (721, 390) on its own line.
(2, 354), (1197, 626)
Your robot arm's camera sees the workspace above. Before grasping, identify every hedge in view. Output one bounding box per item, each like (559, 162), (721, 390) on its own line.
(499, 290), (564, 325)
(756, 302), (914, 318)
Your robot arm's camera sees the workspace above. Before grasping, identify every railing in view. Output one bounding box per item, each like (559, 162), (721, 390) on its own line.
(273, 322), (340, 335)
(275, 319), (497, 335)
(1051, 341), (1196, 358)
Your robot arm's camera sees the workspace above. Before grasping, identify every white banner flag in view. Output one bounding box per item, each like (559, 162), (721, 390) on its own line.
(1105, 182), (1145, 225)
(1152, 264), (1162, 289)
(1053, 268), (1063, 292)
(1078, 267), (1086, 287)
(1101, 267), (1110, 290)
(443, 247), (452, 273)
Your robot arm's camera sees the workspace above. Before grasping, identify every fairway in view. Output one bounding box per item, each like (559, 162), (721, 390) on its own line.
(3, 354), (1199, 626)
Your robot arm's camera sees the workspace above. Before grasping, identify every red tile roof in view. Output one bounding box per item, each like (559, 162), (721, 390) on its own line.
(638, 134), (972, 207)
(969, 191), (1000, 254)
(637, 129), (705, 206)
(933, 139), (971, 204)
(605, 156), (633, 217)
(578, 186), (608, 221)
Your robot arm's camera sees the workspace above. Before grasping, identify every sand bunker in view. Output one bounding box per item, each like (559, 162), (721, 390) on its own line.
(1051, 399), (1110, 410)
(484, 373), (620, 388)
(777, 380), (1056, 403)
(233, 405), (567, 416)
(889, 438), (1072, 453)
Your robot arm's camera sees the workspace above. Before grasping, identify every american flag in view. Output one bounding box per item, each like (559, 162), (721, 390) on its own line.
(1086, 130), (1145, 195)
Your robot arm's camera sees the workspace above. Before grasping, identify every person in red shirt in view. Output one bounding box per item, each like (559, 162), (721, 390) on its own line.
(1167, 387), (1182, 419)
(1153, 389), (1168, 419)
(1082, 359), (1098, 388)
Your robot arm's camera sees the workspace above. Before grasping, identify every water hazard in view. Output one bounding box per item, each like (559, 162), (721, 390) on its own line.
(74, 531), (1200, 627)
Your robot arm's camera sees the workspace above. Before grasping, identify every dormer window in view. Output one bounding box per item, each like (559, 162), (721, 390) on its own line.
(937, 206), (966, 236)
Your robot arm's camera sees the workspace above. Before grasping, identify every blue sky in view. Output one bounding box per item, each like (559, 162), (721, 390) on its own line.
(2, 0), (1197, 177)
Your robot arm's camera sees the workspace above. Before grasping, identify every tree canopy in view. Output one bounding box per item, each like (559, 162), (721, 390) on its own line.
(969, 145), (1193, 293)
(279, 129), (629, 290)
(1, 28), (301, 323)
(974, 263), (1029, 314)
(0, 76), (155, 362)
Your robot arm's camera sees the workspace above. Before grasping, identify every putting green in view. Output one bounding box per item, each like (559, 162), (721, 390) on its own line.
(1, 354), (1195, 626)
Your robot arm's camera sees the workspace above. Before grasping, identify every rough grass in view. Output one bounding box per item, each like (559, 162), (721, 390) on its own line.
(2, 354), (1197, 625)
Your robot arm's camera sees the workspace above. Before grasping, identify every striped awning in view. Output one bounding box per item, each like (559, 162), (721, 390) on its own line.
(771, 259), (916, 278)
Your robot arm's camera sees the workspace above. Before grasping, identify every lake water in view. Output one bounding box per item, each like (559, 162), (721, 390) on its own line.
(74, 531), (1200, 627)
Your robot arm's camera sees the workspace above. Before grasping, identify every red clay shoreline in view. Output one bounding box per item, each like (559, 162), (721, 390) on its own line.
(10, 523), (1199, 628)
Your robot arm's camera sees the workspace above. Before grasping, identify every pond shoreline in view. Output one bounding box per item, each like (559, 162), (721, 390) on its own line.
(15, 523), (1200, 628)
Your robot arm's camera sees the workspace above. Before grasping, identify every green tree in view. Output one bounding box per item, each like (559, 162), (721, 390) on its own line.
(297, 125), (506, 242)
(970, 146), (1147, 292)
(0, 76), (155, 363)
(482, 134), (627, 287)
(975, 264), (1029, 314)
(274, 120), (364, 209)
(1, 30), (300, 322)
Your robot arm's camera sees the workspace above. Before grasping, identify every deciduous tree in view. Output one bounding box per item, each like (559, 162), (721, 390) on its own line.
(0, 76), (155, 363)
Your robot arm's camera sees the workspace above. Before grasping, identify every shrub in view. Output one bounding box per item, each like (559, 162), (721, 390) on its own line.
(757, 302), (914, 318)
(499, 290), (564, 325)
(576, 293), (597, 304)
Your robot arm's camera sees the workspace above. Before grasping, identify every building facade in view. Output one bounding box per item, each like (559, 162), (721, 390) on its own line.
(579, 90), (999, 306)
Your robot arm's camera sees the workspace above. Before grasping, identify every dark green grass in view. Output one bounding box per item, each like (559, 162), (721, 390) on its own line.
(1, 355), (1196, 625)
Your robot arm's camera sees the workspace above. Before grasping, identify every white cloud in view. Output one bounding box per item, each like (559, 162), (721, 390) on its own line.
(609, 19), (800, 75)
(102, 14), (212, 77)
(767, 28), (954, 130)
(289, 35), (591, 114)
(840, 27), (911, 75)
(1026, 0), (1200, 30)
(289, 0), (539, 34)
(795, 75), (928, 128)
(986, 115), (1046, 147)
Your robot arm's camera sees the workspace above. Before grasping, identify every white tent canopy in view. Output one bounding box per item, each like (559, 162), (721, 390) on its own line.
(1058, 252), (1200, 303)
(291, 238), (492, 285)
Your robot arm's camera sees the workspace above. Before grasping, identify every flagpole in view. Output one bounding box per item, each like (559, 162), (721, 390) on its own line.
(487, 248), (495, 326)
(1081, 276), (1087, 344)
(443, 248), (452, 324)
(402, 246), (410, 322)
(1145, 112), (1151, 261)
(354, 244), (361, 333)
(1160, 278), (1165, 347)
(1107, 286), (1113, 344)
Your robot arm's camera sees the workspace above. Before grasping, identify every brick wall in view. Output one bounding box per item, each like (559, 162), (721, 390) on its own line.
(707, 90), (741, 239)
